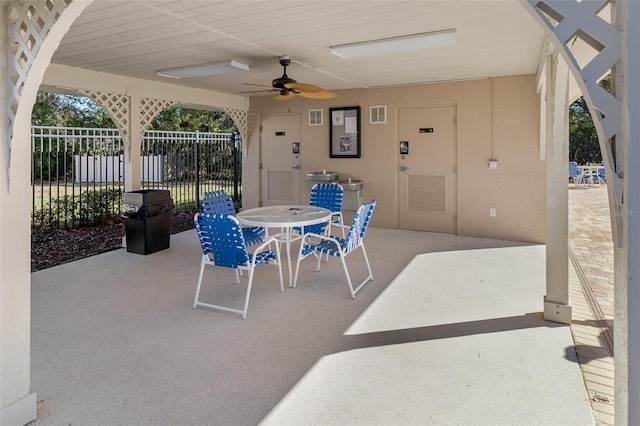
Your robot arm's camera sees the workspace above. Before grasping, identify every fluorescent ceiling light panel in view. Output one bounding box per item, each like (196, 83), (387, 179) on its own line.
(330, 29), (458, 59)
(158, 60), (249, 79)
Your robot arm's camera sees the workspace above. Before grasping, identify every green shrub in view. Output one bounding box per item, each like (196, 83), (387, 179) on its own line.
(32, 188), (124, 231)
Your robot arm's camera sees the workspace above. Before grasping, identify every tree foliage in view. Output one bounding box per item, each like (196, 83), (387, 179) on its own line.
(569, 96), (599, 164)
(149, 107), (236, 132)
(32, 92), (237, 133)
(32, 92), (115, 127)
(569, 75), (610, 164)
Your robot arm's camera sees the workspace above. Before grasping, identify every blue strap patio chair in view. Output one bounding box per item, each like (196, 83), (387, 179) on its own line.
(294, 183), (345, 238)
(569, 161), (584, 187)
(596, 161), (606, 185)
(201, 190), (265, 246)
(193, 212), (283, 319)
(201, 190), (235, 214)
(293, 200), (376, 299)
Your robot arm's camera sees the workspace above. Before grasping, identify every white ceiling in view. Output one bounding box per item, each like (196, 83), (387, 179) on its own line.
(52, 1), (547, 98)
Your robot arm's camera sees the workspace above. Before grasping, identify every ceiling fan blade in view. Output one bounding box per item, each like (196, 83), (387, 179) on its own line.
(243, 82), (275, 89)
(238, 89), (277, 94)
(285, 82), (337, 99)
(273, 92), (297, 101)
(296, 90), (338, 99)
(251, 58), (336, 101)
(284, 82), (323, 93)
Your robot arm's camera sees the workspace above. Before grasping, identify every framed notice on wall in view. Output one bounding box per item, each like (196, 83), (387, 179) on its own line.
(329, 106), (361, 158)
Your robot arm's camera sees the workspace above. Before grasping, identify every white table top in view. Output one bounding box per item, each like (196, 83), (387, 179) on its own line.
(236, 205), (332, 228)
(579, 165), (602, 172)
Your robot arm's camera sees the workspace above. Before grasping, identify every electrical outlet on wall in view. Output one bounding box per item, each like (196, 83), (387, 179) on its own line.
(490, 208), (496, 217)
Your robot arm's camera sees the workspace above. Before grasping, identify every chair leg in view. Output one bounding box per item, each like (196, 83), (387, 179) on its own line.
(273, 243), (285, 292)
(339, 255), (356, 299)
(193, 256), (207, 308)
(346, 245), (374, 299)
(239, 243), (284, 318)
(360, 244), (374, 284)
(293, 237), (323, 288)
(293, 238), (308, 289)
(194, 267), (253, 319)
(293, 253), (302, 289)
(240, 268), (255, 320)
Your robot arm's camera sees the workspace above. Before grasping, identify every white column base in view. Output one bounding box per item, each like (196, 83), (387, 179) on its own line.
(543, 296), (572, 324)
(0, 392), (37, 426)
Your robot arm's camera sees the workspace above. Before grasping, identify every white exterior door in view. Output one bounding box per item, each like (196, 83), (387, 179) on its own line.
(260, 114), (302, 206)
(398, 106), (457, 233)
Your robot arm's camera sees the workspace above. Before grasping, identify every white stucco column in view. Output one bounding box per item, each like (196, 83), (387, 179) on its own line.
(0, 2), (91, 424)
(126, 83), (142, 191)
(617, 1), (640, 422)
(543, 51), (572, 324)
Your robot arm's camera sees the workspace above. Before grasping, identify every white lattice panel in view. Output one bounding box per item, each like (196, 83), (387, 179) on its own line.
(140, 98), (176, 136)
(223, 108), (247, 142)
(526, 0), (623, 243)
(81, 90), (131, 145)
(530, 0), (621, 141)
(6, 0), (71, 142)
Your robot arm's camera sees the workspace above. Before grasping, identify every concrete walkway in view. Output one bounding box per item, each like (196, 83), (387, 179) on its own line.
(568, 184), (615, 425)
(569, 185), (615, 323)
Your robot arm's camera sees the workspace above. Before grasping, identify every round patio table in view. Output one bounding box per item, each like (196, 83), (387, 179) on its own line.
(236, 205), (332, 287)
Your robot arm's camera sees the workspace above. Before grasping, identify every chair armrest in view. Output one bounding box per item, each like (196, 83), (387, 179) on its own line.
(250, 236), (281, 263)
(327, 223), (349, 232)
(301, 232), (342, 249)
(254, 235), (280, 252)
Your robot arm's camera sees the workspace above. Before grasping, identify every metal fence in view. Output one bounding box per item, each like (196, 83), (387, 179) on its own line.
(31, 126), (240, 231)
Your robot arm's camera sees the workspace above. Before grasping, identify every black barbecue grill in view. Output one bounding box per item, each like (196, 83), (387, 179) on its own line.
(122, 189), (174, 254)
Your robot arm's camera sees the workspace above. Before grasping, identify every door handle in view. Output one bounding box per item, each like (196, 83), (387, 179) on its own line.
(399, 166), (410, 172)
(292, 164), (301, 169)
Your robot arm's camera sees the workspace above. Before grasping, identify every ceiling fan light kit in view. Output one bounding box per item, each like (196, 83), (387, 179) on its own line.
(330, 29), (458, 59)
(158, 60), (250, 79)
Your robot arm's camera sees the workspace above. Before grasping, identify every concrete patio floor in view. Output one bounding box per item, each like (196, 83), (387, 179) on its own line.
(30, 225), (596, 425)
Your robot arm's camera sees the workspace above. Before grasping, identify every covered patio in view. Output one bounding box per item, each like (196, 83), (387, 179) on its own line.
(1, 1), (638, 424)
(30, 228), (593, 425)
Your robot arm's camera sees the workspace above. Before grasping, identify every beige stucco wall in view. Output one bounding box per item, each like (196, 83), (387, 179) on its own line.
(244, 75), (544, 243)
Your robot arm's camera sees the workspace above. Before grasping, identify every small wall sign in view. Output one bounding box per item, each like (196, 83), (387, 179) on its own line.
(419, 128), (434, 133)
(275, 131), (285, 136)
(400, 141), (409, 155)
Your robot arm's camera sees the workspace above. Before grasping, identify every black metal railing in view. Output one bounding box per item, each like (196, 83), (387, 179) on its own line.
(31, 126), (240, 231)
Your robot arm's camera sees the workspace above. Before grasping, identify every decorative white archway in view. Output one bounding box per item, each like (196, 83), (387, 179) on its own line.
(1, 2), (90, 424)
(521, 1), (638, 422)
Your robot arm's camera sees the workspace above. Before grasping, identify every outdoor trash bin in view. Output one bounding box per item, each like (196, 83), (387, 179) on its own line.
(122, 189), (174, 255)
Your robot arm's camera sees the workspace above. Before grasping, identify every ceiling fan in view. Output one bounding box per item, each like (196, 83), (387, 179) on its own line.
(242, 56), (337, 101)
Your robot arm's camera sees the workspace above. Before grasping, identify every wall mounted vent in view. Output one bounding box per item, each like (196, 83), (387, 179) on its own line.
(309, 109), (323, 126)
(370, 105), (387, 124)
